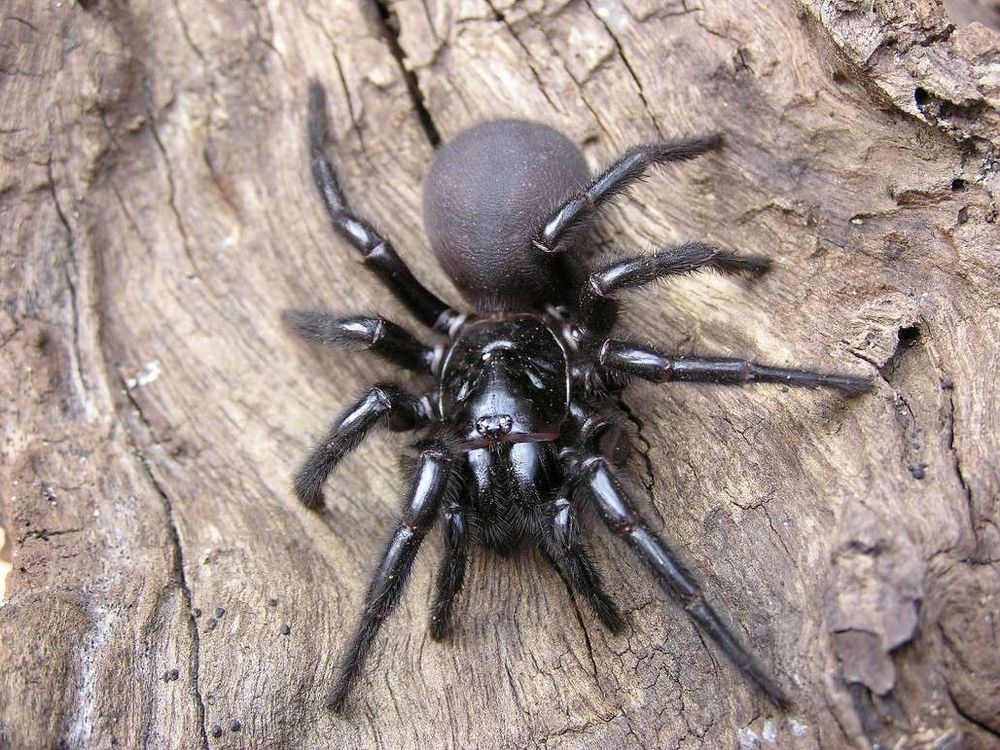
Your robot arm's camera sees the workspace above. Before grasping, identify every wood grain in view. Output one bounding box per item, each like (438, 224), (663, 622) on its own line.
(1, 0), (998, 747)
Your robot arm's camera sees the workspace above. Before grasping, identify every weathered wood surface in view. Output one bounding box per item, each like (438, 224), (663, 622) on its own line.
(1, 0), (999, 748)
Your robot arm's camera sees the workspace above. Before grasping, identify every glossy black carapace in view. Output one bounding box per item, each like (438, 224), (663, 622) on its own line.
(284, 80), (871, 713)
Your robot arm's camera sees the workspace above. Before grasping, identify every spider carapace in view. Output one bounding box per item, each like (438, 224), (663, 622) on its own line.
(285, 80), (871, 712)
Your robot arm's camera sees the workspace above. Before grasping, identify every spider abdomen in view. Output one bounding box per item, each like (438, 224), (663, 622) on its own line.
(422, 120), (589, 311)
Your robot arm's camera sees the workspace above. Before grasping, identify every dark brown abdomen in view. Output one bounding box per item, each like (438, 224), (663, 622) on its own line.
(422, 120), (589, 312)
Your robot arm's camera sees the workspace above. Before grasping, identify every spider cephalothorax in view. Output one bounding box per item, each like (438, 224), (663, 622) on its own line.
(286, 81), (870, 713)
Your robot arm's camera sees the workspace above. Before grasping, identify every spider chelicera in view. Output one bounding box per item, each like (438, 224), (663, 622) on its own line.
(285, 80), (870, 713)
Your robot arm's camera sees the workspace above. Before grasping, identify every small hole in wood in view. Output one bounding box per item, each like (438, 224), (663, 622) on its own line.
(914, 87), (931, 108)
(898, 325), (921, 349)
(951, 178), (967, 191)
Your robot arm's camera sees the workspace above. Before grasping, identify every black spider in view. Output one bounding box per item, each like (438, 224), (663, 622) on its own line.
(285, 80), (871, 713)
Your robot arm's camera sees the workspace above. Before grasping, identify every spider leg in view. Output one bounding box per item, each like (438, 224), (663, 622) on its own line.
(283, 309), (439, 373)
(563, 449), (790, 709)
(599, 338), (872, 394)
(542, 488), (624, 633)
(578, 241), (769, 336)
(428, 496), (470, 641)
(308, 81), (462, 332)
(329, 440), (457, 712)
(294, 384), (429, 509)
(533, 136), (724, 254)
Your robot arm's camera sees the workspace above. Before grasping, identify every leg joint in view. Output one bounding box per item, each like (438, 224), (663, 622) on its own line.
(369, 385), (395, 412)
(611, 520), (636, 538)
(681, 591), (705, 610)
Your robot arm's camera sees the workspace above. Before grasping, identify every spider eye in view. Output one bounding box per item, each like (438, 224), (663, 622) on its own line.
(525, 368), (545, 389)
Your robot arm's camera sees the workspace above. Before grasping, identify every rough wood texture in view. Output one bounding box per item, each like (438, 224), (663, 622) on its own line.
(2, 1), (998, 748)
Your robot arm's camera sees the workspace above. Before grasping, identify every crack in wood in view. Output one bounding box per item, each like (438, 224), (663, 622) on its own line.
(122, 387), (211, 750)
(544, 551), (609, 700)
(144, 99), (201, 281)
(584, 0), (665, 138)
(372, 0), (441, 147)
(944, 383), (981, 560)
(483, 0), (562, 115)
(45, 150), (90, 420)
(297, 0), (369, 156)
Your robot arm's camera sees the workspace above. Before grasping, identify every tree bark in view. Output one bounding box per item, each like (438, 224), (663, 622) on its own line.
(1, 0), (998, 748)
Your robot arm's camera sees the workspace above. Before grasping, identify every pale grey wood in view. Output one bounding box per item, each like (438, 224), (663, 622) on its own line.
(1, 0), (998, 748)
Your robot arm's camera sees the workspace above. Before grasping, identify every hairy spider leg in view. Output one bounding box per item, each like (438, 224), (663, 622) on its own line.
(563, 449), (791, 709)
(541, 487), (624, 633)
(283, 309), (437, 373)
(577, 241), (770, 338)
(599, 339), (872, 393)
(533, 135), (724, 254)
(308, 81), (462, 332)
(329, 443), (457, 712)
(428, 494), (470, 641)
(294, 384), (429, 509)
